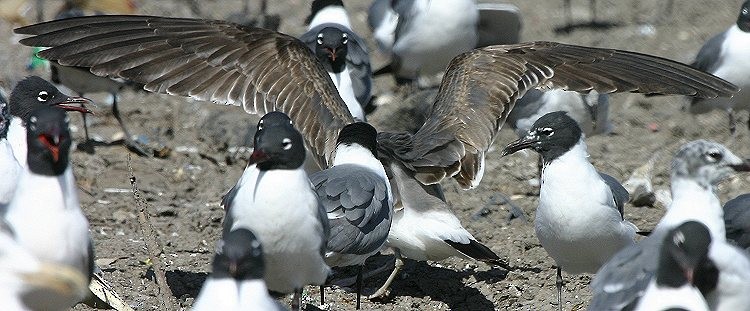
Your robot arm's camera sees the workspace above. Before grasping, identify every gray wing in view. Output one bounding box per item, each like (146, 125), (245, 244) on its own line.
(310, 165), (392, 256)
(300, 24), (373, 106)
(724, 193), (750, 249)
(599, 172), (629, 219)
(346, 33), (373, 106)
(220, 184), (240, 236)
(690, 30), (728, 73)
(367, 0), (390, 30)
(589, 230), (665, 310)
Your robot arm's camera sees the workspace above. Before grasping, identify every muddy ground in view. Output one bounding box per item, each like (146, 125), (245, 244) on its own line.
(1, 0), (749, 310)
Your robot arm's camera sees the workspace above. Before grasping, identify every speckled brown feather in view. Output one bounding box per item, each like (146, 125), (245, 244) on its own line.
(16, 15), (354, 168)
(16, 18), (738, 189)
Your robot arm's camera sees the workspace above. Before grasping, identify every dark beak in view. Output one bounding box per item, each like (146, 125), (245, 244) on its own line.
(684, 268), (694, 284)
(501, 134), (539, 157)
(248, 149), (271, 165)
(730, 159), (750, 172)
(55, 96), (93, 114)
(325, 47), (337, 62)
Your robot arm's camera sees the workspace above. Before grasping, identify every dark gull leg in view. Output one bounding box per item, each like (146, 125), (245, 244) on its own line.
(556, 267), (563, 311)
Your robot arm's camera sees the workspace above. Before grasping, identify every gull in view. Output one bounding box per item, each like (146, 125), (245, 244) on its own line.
(590, 140), (750, 311)
(222, 111), (329, 311)
(7, 76), (90, 172)
(633, 221), (713, 311)
(501, 111), (636, 310)
(688, 0), (750, 135)
(193, 228), (288, 311)
(367, 159), (503, 299)
(300, 0), (372, 121)
(311, 122), (392, 309)
(368, 0), (479, 83)
(3, 106), (93, 305)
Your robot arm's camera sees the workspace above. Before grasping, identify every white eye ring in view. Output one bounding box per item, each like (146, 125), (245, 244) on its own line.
(29, 116), (37, 123)
(282, 138), (292, 150)
(342, 33), (348, 44)
(37, 91), (49, 102)
(672, 231), (685, 246)
(317, 33), (324, 45)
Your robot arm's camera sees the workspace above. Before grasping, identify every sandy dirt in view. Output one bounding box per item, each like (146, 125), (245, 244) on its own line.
(1, 0), (749, 310)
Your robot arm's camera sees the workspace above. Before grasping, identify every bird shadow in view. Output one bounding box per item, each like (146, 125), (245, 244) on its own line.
(363, 257), (505, 310)
(554, 20), (622, 34)
(163, 270), (209, 299)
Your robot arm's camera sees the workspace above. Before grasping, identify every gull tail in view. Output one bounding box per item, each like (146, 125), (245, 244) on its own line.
(444, 239), (503, 265)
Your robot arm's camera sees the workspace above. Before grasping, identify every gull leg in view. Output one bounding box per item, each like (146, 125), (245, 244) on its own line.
(76, 92), (96, 154)
(356, 265), (363, 309)
(320, 285), (325, 306)
(556, 267), (563, 311)
(368, 250), (403, 299)
(111, 95), (149, 156)
(292, 288), (301, 311)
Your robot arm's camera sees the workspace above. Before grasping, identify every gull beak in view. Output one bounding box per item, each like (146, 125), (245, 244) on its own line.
(501, 134), (539, 157)
(730, 159), (750, 172)
(55, 96), (93, 114)
(228, 261), (238, 277)
(248, 149), (270, 166)
(38, 129), (62, 162)
(325, 47), (337, 62)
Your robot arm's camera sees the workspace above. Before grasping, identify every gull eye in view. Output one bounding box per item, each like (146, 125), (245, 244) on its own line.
(317, 33), (324, 45)
(37, 91), (49, 102)
(282, 138), (292, 150)
(706, 150), (723, 162)
(342, 33), (348, 44)
(539, 127), (554, 136)
(672, 231), (685, 247)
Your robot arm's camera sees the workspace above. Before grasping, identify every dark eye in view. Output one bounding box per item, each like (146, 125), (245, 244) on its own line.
(707, 150), (723, 161)
(282, 138), (292, 150)
(539, 128), (554, 136)
(342, 33), (348, 44)
(37, 91), (49, 102)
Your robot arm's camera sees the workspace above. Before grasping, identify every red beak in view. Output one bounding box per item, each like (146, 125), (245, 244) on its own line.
(38, 134), (61, 162)
(248, 149), (270, 166)
(325, 48), (337, 62)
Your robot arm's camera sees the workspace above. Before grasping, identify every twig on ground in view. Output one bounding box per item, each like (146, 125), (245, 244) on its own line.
(127, 154), (175, 311)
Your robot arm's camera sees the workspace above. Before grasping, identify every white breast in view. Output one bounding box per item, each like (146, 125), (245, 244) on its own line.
(4, 167), (90, 273)
(536, 140), (635, 273)
(329, 69), (365, 121)
(0, 139), (21, 204)
(635, 280), (708, 311)
(226, 165), (329, 293)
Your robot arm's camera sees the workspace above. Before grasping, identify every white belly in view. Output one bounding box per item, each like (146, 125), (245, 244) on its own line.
(0, 140), (21, 204)
(226, 166), (329, 293)
(393, 0), (478, 77)
(692, 26), (750, 113)
(328, 69), (365, 121)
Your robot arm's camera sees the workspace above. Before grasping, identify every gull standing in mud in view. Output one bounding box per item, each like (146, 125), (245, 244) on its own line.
(222, 112), (329, 311)
(501, 111), (637, 310)
(310, 122), (392, 309)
